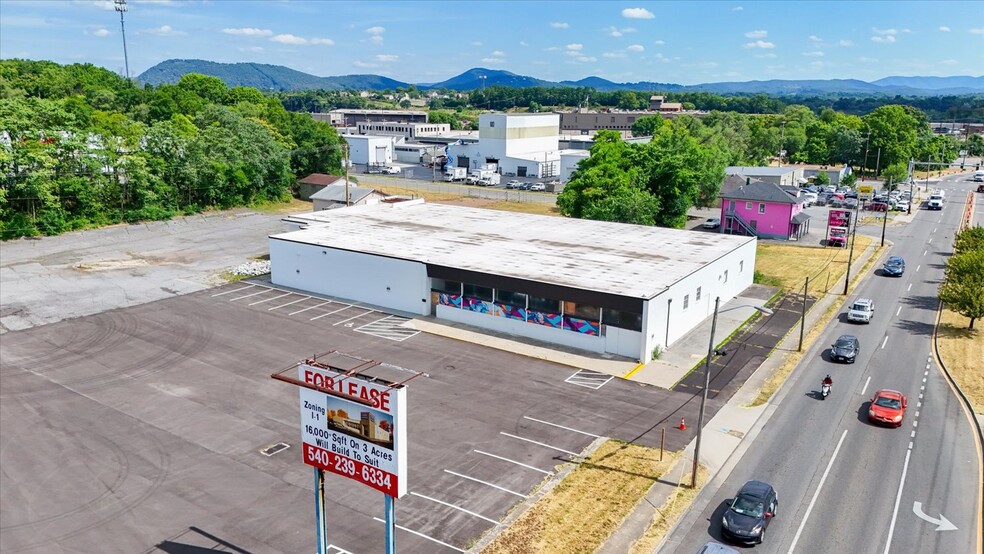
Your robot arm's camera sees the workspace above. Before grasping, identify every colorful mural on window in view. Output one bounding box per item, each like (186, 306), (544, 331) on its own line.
(497, 303), (527, 321)
(462, 297), (499, 315)
(564, 316), (600, 335)
(438, 293), (462, 308)
(528, 310), (563, 329)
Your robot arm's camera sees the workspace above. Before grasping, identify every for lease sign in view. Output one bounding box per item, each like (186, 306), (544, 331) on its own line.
(297, 363), (407, 497)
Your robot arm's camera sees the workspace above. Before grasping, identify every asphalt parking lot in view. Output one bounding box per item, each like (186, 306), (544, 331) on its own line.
(1, 281), (714, 554)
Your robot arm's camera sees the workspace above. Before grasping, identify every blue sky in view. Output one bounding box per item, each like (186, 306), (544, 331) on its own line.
(1, 1), (982, 85)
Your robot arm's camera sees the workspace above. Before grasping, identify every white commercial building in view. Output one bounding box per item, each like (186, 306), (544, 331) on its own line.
(560, 149), (590, 182)
(343, 134), (396, 168)
(449, 113), (563, 178)
(271, 201), (757, 363)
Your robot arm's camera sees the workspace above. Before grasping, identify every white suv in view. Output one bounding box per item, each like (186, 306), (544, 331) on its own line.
(847, 298), (875, 324)
(530, 183), (546, 191)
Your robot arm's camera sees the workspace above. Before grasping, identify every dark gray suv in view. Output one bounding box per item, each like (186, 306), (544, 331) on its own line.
(721, 480), (778, 544)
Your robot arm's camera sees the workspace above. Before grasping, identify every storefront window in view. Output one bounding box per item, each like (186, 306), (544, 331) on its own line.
(431, 279), (461, 295)
(496, 290), (527, 307)
(528, 295), (560, 313)
(563, 301), (600, 320)
(463, 284), (493, 302)
(602, 308), (642, 332)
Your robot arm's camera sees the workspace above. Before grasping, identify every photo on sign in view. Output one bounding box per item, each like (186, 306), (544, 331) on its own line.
(324, 396), (395, 450)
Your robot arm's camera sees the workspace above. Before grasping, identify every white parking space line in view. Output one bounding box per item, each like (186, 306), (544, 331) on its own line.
(881, 336), (889, 349)
(268, 297), (308, 311)
(788, 429), (848, 553)
(861, 376), (871, 396)
(333, 310), (374, 326)
(409, 491), (499, 525)
(289, 301), (331, 315)
(354, 315), (421, 341)
(883, 449), (913, 554)
(499, 432), (578, 456)
(372, 517), (465, 553)
(211, 284), (255, 297)
(473, 450), (551, 475)
(564, 369), (614, 389)
(443, 469), (527, 498)
(228, 289), (270, 302)
(896, 306), (902, 317)
(311, 305), (352, 321)
(327, 545), (354, 554)
(523, 416), (602, 438)
(249, 291), (292, 306)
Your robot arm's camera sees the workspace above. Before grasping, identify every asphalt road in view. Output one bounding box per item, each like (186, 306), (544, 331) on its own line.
(663, 171), (982, 553)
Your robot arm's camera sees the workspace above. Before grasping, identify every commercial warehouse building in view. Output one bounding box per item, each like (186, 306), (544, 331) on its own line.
(270, 201), (757, 363)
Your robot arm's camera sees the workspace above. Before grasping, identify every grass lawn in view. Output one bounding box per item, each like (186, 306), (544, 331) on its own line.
(481, 440), (678, 554)
(937, 308), (984, 414)
(754, 235), (874, 295)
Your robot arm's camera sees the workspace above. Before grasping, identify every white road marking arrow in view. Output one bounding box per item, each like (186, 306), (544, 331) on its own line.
(912, 501), (958, 531)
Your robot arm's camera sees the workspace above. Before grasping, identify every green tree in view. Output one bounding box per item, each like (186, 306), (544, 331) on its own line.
(880, 162), (909, 187)
(630, 115), (664, 137)
(953, 226), (984, 254)
(939, 249), (984, 329)
(813, 171), (830, 186)
(862, 105), (925, 171)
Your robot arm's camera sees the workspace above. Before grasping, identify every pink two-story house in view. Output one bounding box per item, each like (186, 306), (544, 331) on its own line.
(718, 181), (811, 240)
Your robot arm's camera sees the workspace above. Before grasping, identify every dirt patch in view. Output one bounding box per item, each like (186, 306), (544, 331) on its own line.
(480, 440), (677, 554)
(74, 259), (149, 271)
(937, 308), (984, 414)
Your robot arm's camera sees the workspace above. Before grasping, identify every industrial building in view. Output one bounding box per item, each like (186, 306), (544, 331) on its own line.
(448, 113), (562, 178)
(343, 134), (396, 169)
(270, 201), (757, 363)
(355, 121), (451, 140)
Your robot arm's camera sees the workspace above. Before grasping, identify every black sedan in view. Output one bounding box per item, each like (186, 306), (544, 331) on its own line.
(721, 480), (778, 544)
(831, 334), (860, 363)
(883, 256), (906, 276)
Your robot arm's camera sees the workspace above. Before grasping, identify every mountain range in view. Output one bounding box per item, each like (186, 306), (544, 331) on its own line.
(136, 59), (984, 96)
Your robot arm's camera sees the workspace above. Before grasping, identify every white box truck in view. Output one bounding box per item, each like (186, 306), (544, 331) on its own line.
(444, 167), (467, 182)
(974, 170), (984, 182)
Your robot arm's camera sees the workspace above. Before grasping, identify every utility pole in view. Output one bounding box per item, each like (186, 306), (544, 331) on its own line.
(114, 0), (130, 80)
(881, 178), (891, 247)
(344, 142), (350, 206)
(798, 276), (808, 352)
(874, 147), (881, 181)
(843, 201), (859, 295)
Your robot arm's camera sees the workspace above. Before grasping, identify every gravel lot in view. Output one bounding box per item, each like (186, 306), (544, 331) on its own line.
(0, 210), (286, 333)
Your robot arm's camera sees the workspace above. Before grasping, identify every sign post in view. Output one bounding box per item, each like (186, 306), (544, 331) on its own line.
(274, 353), (417, 554)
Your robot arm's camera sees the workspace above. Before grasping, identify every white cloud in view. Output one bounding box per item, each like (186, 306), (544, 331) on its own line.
(803, 51), (824, 57)
(310, 38), (334, 46)
(872, 27), (898, 36)
(653, 53), (671, 62)
(519, 41), (528, 46)
(939, 26), (951, 32)
(141, 24), (184, 36)
(744, 40), (775, 48)
(550, 22), (569, 29)
(871, 35), (896, 43)
(603, 51), (626, 58)
(223, 28), (272, 37)
(839, 39), (853, 46)
(375, 54), (398, 62)
(652, 39), (665, 45)
(369, 35), (384, 45)
(576, 56), (597, 62)
(353, 61), (379, 68)
(604, 26), (623, 37)
(733, 5), (744, 10)
(970, 28), (984, 35)
(546, 46), (560, 51)
(622, 27), (637, 33)
(471, 41), (483, 46)
(808, 35), (822, 41)
(491, 50), (505, 57)
(271, 34), (308, 45)
(482, 57), (505, 64)
(93, 28), (110, 37)
(745, 30), (767, 38)
(621, 7), (655, 19)
(75, 1), (116, 11)
(238, 46), (264, 53)
(626, 44), (644, 52)
(365, 26), (385, 35)
(940, 59), (958, 65)
(566, 43), (583, 51)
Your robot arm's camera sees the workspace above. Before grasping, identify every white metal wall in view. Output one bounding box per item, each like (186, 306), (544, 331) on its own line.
(344, 136), (395, 166)
(639, 238), (758, 362)
(269, 240), (430, 315)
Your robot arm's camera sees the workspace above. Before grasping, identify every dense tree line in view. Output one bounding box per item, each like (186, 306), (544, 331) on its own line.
(0, 60), (343, 239)
(940, 226), (984, 329)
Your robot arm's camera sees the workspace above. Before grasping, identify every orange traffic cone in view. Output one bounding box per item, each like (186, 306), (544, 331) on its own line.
(678, 418), (687, 431)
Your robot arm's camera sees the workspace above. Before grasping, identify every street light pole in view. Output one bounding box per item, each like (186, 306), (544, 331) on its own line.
(843, 200), (860, 295)
(691, 298), (774, 488)
(798, 276), (808, 352)
(691, 297), (720, 489)
(881, 178), (891, 247)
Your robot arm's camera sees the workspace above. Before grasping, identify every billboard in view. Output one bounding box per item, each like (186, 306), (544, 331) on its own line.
(857, 185), (874, 201)
(828, 209), (852, 228)
(297, 363), (407, 497)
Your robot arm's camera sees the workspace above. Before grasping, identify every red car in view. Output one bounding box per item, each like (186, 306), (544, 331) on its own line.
(868, 389), (908, 427)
